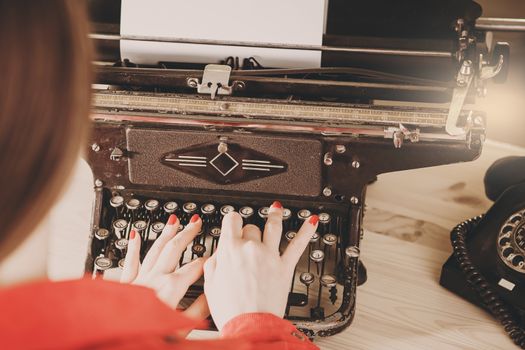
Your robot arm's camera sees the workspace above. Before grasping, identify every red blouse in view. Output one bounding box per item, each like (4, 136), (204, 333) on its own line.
(0, 279), (319, 349)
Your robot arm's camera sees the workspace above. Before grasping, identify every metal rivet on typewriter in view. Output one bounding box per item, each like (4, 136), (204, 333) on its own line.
(183, 202), (198, 214)
(258, 207), (269, 219)
(150, 222), (165, 240)
(113, 219), (128, 239)
(285, 231), (297, 242)
(323, 152), (333, 166)
(310, 249), (325, 275)
(118, 258), (125, 269)
(297, 209), (311, 221)
(300, 272), (315, 298)
(239, 206), (254, 219)
(220, 205), (235, 216)
(95, 228), (110, 241)
(145, 199), (160, 213)
(94, 256), (112, 271)
(132, 220), (148, 238)
(322, 187), (332, 197)
(163, 201), (178, 214)
(352, 161), (361, 169)
(335, 145), (346, 154)
(192, 243), (206, 258)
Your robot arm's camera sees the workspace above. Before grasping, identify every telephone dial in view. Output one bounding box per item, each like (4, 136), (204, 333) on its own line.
(440, 156), (525, 348)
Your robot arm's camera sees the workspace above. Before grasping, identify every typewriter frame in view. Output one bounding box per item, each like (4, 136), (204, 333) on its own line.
(86, 92), (484, 337)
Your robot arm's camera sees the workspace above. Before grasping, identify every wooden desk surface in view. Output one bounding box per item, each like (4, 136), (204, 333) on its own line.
(46, 140), (525, 350)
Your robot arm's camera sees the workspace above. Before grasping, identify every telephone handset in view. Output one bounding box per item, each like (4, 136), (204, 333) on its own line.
(440, 156), (525, 349)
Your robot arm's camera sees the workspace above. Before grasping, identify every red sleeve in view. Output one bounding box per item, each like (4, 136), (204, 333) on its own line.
(221, 313), (319, 349)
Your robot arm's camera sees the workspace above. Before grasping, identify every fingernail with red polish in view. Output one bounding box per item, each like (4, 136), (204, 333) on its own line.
(190, 214), (200, 223)
(130, 230), (136, 240)
(168, 214), (178, 225)
(271, 201), (282, 209)
(309, 215), (319, 225)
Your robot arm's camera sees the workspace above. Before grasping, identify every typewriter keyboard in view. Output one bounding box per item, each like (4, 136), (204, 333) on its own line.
(91, 192), (350, 321)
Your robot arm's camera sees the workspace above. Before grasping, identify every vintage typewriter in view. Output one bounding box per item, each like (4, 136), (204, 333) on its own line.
(86, 0), (508, 337)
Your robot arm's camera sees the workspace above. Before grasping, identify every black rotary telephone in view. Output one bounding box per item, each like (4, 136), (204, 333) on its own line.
(440, 156), (525, 348)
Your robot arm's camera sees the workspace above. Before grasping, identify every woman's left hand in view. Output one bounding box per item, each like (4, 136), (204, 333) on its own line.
(120, 213), (210, 321)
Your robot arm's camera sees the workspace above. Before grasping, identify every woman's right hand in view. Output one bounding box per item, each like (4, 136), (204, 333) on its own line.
(203, 201), (319, 331)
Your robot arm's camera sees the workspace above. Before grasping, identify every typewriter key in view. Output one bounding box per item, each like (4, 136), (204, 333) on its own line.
(183, 202), (198, 214)
(310, 232), (320, 244)
(258, 207), (270, 219)
(110, 196), (124, 208)
(163, 201), (178, 214)
(285, 231), (297, 242)
(113, 219), (128, 239)
(220, 205), (235, 216)
(145, 199), (160, 212)
(115, 238), (129, 253)
(319, 213), (331, 225)
(94, 256), (112, 271)
(132, 220), (148, 238)
(209, 227), (221, 238)
(150, 222), (165, 240)
(322, 234), (337, 246)
(192, 243), (206, 258)
(282, 208), (292, 221)
(297, 209), (311, 221)
(118, 258), (125, 269)
(320, 274), (337, 288)
(95, 228), (110, 241)
(310, 249), (325, 275)
(300, 272), (315, 287)
(239, 206), (254, 219)
(126, 198), (141, 211)
(201, 203), (216, 216)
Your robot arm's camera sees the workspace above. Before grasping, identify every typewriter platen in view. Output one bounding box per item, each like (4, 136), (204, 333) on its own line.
(86, 0), (507, 338)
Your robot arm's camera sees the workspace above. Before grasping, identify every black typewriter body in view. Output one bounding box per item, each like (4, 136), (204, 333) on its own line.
(85, 0), (506, 338)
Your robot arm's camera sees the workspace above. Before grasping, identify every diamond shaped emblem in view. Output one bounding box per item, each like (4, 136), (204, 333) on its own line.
(209, 152), (239, 176)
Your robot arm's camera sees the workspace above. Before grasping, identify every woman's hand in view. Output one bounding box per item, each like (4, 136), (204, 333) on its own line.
(120, 214), (209, 321)
(204, 201), (319, 331)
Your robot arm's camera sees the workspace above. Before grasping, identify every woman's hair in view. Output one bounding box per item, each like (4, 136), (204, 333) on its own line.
(0, 0), (92, 259)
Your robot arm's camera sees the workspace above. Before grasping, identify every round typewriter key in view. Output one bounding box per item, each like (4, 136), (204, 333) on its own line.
(95, 228), (110, 240)
(210, 227), (221, 238)
(322, 234), (337, 246)
(320, 274), (337, 288)
(282, 208), (292, 221)
(239, 206), (254, 219)
(118, 258), (125, 269)
(163, 201), (178, 214)
(113, 219), (128, 239)
(115, 238), (129, 251)
(192, 243), (206, 257)
(132, 220), (148, 232)
(310, 232), (320, 244)
(258, 207), (270, 219)
(319, 213), (331, 224)
(285, 231), (297, 242)
(109, 196), (124, 208)
(220, 205), (235, 216)
(145, 199), (160, 212)
(183, 202), (198, 214)
(297, 209), (312, 221)
(126, 198), (141, 211)
(300, 272), (315, 286)
(310, 249), (325, 263)
(151, 222), (165, 234)
(94, 256), (112, 271)
(201, 203), (216, 215)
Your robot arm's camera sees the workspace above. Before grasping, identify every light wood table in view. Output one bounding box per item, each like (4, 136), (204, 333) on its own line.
(46, 140), (525, 350)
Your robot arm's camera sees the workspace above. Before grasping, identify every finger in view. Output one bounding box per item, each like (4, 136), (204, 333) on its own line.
(171, 257), (206, 299)
(141, 214), (179, 272)
(282, 215), (319, 268)
(203, 254), (216, 283)
(262, 201), (283, 251)
(242, 224), (262, 242)
(153, 214), (202, 274)
(183, 294), (210, 321)
(120, 230), (141, 283)
(219, 212), (243, 245)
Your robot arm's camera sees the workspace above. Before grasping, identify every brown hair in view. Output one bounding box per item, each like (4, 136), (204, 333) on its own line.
(0, 0), (92, 259)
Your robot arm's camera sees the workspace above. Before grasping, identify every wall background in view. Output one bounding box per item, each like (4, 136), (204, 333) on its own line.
(476, 1), (525, 146)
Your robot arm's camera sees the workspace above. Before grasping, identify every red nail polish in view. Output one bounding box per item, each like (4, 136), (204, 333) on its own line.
(309, 215), (319, 225)
(271, 201), (282, 209)
(168, 214), (178, 225)
(130, 230), (136, 240)
(190, 214), (200, 223)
